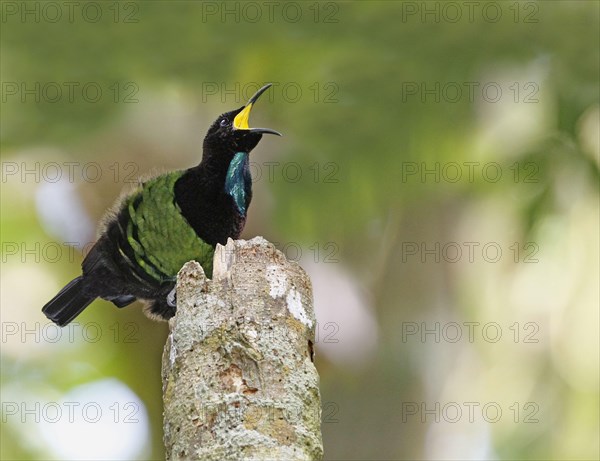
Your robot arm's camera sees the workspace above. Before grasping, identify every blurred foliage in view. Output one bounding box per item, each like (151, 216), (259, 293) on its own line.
(1, 1), (599, 460)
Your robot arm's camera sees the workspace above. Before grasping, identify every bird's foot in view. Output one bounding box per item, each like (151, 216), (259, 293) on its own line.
(167, 287), (177, 308)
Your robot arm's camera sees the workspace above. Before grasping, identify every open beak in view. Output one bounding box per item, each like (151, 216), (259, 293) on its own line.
(233, 83), (282, 136)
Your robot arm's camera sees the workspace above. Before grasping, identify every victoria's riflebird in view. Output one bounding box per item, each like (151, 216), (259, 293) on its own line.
(43, 84), (281, 326)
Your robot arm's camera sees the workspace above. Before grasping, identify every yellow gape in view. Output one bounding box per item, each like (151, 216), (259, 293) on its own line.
(233, 103), (253, 130)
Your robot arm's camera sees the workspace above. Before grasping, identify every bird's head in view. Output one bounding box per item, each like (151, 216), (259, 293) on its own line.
(203, 83), (282, 156)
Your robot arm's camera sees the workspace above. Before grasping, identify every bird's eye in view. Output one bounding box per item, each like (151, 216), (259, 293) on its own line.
(220, 119), (228, 127)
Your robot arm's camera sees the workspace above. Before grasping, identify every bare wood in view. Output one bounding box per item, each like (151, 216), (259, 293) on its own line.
(162, 237), (323, 461)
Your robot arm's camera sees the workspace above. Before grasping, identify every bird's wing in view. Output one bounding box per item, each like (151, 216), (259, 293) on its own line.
(124, 171), (215, 282)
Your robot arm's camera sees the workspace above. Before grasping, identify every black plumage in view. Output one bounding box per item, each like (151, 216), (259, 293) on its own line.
(42, 84), (281, 326)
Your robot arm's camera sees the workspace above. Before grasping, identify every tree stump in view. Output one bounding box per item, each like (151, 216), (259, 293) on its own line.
(162, 237), (323, 460)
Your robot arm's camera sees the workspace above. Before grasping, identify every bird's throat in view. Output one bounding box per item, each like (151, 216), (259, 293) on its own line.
(225, 152), (251, 215)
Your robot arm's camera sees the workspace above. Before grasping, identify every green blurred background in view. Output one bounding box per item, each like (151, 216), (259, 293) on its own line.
(1, 1), (598, 459)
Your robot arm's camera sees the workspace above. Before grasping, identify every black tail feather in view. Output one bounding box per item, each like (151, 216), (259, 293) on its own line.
(42, 276), (95, 327)
(108, 295), (137, 308)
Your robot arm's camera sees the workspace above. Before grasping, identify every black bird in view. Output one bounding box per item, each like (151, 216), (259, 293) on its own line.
(42, 84), (281, 326)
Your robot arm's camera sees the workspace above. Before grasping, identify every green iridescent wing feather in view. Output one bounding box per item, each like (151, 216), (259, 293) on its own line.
(123, 171), (214, 281)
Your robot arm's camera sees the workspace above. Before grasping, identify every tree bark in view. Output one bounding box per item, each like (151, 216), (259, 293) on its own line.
(162, 237), (323, 461)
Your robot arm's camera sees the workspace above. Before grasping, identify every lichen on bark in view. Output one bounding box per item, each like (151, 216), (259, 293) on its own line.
(162, 237), (323, 461)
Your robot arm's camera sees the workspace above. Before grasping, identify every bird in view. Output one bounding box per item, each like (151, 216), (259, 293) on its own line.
(42, 83), (281, 326)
